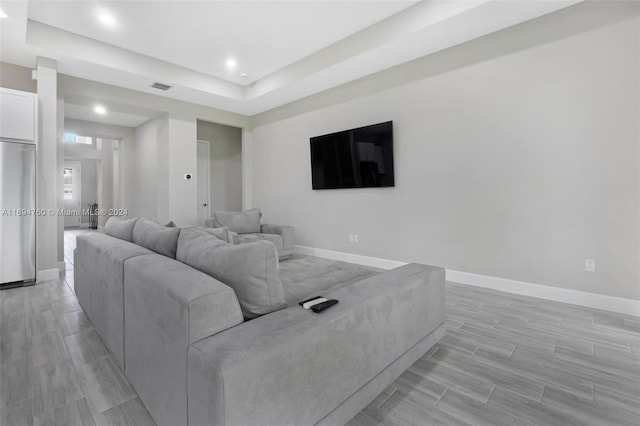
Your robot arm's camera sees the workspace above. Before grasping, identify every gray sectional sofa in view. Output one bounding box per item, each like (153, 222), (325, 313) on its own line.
(205, 208), (295, 259)
(75, 217), (445, 426)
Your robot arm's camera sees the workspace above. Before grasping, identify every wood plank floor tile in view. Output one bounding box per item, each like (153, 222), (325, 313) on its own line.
(392, 368), (447, 402)
(554, 344), (640, 379)
(33, 397), (95, 426)
(1, 357), (31, 406)
(1, 397), (33, 426)
(51, 295), (82, 316)
(58, 311), (93, 337)
(1, 310), (26, 336)
(92, 397), (155, 426)
(1, 329), (29, 365)
(27, 310), (59, 339)
(593, 384), (640, 417)
(30, 330), (70, 367)
(542, 385), (639, 426)
(436, 388), (525, 426)
(489, 386), (586, 426)
(25, 296), (53, 316)
(75, 356), (136, 414)
(376, 388), (470, 426)
(430, 343), (545, 402)
(30, 359), (83, 415)
(411, 350), (495, 404)
(445, 327), (516, 357)
(65, 330), (110, 368)
(474, 347), (595, 400)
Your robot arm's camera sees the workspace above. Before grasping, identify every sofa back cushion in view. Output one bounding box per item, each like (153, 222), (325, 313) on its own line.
(212, 208), (261, 234)
(105, 216), (139, 242)
(133, 218), (181, 258)
(177, 227), (286, 319)
(205, 226), (236, 244)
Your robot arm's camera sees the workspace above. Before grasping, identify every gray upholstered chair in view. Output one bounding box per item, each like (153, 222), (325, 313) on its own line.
(205, 208), (294, 259)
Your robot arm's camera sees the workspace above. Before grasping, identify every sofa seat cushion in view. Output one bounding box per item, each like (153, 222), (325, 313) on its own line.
(187, 263), (445, 426)
(133, 218), (181, 258)
(177, 227), (286, 319)
(278, 255), (377, 306)
(237, 233), (283, 251)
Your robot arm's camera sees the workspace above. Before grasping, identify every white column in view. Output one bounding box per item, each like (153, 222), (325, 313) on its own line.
(241, 128), (252, 210)
(56, 93), (65, 272)
(36, 57), (59, 281)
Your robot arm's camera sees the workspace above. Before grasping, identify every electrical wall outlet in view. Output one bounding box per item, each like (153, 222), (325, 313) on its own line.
(353, 234), (359, 243)
(348, 233), (354, 243)
(585, 259), (596, 272)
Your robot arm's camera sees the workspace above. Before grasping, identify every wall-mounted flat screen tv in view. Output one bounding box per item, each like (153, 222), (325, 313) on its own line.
(310, 121), (394, 190)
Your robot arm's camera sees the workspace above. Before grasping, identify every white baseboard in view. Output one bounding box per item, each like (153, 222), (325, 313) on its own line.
(446, 270), (640, 317)
(57, 261), (66, 272)
(294, 245), (640, 317)
(37, 268), (60, 282)
(295, 245), (406, 270)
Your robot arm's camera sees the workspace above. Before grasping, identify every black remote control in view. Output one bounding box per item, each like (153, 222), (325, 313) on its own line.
(311, 299), (338, 313)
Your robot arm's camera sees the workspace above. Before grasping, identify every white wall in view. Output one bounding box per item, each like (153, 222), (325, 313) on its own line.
(0, 62), (36, 93)
(132, 114), (198, 225)
(134, 118), (159, 218)
(197, 120), (243, 212)
(249, 5), (640, 300)
(167, 115), (198, 225)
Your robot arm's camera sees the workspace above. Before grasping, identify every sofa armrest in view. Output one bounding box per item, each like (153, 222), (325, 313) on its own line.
(188, 263), (445, 426)
(124, 254), (244, 426)
(74, 233), (153, 369)
(260, 223), (294, 250)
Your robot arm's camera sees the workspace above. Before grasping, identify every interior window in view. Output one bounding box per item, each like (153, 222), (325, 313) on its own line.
(64, 133), (93, 145)
(63, 167), (73, 200)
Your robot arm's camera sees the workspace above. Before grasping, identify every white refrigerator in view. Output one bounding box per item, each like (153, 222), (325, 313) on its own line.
(0, 139), (36, 286)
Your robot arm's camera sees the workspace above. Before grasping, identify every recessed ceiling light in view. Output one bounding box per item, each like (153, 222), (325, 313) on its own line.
(94, 105), (107, 115)
(0, 9), (8, 19)
(240, 73), (248, 78)
(97, 8), (117, 28)
(226, 59), (237, 69)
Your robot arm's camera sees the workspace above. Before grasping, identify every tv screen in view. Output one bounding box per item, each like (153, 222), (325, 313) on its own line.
(310, 121), (394, 190)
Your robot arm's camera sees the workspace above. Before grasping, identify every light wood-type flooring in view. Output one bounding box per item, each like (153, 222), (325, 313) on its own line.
(1, 230), (638, 425)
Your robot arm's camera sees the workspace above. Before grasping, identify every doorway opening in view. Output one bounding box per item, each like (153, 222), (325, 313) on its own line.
(196, 120), (243, 225)
(63, 134), (120, 229)
(62, 161), (82, 228)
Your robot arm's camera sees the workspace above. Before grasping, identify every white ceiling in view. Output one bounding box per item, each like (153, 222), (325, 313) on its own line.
(0, 0), (584, 123)
(64, 103), (152, 128)
(27, 0), (417, 85)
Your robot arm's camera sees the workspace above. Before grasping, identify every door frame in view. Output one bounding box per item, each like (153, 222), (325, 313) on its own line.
(197, 140), (211, 225)
(63, 161), (82, 228)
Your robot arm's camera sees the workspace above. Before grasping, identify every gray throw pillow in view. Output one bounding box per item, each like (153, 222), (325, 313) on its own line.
(105, 217), (139, 242)
(176, 227), (286, 319)
(132, 218), (181, 258)
(213, 208), (261, 234)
